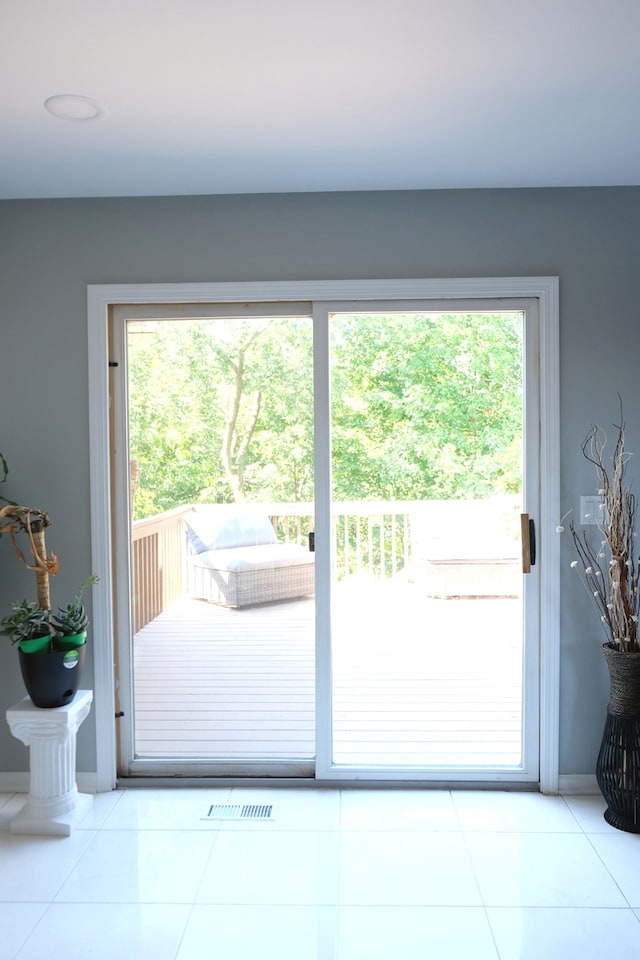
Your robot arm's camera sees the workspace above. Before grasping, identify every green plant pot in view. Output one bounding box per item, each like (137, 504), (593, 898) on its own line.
(18, 634), (51, 654)
(53, 630), (87, 651)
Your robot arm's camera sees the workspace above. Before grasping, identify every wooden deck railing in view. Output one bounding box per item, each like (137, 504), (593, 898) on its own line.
(131, 505), (193, 634)
(131, 501), (414, 632)
(131, 497), (521, 632)
(331, 502), (411, 580)
(262, 500), (412, 579)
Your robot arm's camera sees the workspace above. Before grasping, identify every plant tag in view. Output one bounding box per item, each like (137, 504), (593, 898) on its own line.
(63, 650), (79, 670)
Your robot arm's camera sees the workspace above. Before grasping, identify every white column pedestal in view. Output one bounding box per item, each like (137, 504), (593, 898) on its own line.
(6, 690), (93, 836)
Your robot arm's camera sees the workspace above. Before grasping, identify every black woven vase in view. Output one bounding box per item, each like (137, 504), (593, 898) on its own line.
(596, 642), (640, 833)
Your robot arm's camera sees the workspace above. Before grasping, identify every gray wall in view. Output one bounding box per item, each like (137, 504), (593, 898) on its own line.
(1, 187), (639, 778)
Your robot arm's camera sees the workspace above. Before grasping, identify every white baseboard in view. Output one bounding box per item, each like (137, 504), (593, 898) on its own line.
(0, 770), (599, 798)
(558, 774), (599, 795)
(0, 772), (98, 794)
(0, 773), (29, 793)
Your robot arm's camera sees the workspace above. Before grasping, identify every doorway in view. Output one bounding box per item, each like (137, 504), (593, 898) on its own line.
(88, 277), (559, 791)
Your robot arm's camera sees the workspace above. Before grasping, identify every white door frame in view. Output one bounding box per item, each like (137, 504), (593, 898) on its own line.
(88, 277), (559, 793)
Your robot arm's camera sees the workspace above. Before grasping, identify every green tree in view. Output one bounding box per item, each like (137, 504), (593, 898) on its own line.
(126, 311), (523, 519)
(329, 312), (522, 500)
(127, 317), (313, 517)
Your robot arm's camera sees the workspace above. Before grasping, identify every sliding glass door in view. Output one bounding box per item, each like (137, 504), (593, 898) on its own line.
(314, 302), (539, 781)
(112, 296), (540, 783)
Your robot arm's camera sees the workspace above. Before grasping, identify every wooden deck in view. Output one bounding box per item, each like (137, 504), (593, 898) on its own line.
(133, 583), (523, 769)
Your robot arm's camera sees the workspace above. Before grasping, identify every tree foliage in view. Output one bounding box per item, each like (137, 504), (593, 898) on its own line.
(330, 312), (522, 500)
(127, 312), (522, 519)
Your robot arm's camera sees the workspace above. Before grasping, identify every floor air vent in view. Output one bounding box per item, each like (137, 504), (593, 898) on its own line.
(203, 803), (274, 821)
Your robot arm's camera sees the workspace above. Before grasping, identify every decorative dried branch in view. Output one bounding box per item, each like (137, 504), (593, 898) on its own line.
(0, 504), (58, 609)
(570, 410), (640, 652)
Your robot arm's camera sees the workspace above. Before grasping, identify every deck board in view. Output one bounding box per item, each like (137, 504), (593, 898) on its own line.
(133, 589), (523, 766)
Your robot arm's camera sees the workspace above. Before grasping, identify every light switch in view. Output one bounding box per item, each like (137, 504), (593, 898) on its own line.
(580, 495), (603, 525)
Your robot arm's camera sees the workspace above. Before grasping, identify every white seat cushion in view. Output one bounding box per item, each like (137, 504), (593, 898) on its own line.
(191, 543), (314, 573)
(185, 508), (277, 554)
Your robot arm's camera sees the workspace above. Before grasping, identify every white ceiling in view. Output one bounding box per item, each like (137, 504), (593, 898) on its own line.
(2, 0), (639, 200)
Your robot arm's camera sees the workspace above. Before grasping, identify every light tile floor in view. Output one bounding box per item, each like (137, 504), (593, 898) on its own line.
(1, 788), (640, 959)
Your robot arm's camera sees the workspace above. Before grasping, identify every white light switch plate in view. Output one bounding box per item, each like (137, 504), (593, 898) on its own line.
(580, 495), (603, 525)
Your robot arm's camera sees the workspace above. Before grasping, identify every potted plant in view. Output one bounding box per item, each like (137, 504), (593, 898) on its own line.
(0, 499), (97, 708)
(562, 404), (640, 832)
(51, 575), (99, 650)
(0, 596), (85, 709)
(1, 599), (52, 653)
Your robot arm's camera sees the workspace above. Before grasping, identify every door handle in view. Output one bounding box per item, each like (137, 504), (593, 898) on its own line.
(308, 531), (315, 552)
(529, 517), (536, 566)
(521, 514), (536, 573)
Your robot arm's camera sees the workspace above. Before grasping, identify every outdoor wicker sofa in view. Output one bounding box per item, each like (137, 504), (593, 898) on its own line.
(184, 506), (315, 608)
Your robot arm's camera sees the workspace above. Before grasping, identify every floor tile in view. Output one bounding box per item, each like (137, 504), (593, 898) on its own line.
(196, 829), (340, 904)
(487, 906), (640, 959)
(339, 831), (482, 906)
(0, 830), (96, 901)
(177, 905), (337, 960)
(100, 786), (231, 830)
(337, 905), (499, 959)
(452, 790), (581, 832)
(75, 789), (126, 829)
(563, 794), (622, 834)
(14, 903), (191, 960)
(0, 903), (48, 960)
(466, 832), (628, 907)
(225, 786), (340, 830)
(0, 795), (31, 832)
(54, 829), (216, 903)
(588, 832), (640, 907)
(339, 788), (458, 831)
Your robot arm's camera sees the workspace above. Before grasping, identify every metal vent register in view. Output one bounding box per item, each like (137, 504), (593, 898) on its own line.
(203, 803), (274, 821)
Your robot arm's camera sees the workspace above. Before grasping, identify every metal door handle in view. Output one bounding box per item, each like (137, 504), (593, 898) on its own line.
(521, 514), (536, 572)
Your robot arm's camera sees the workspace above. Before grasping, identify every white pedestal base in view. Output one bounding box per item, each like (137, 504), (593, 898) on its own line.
(9, 791), (93, 837)
(6, 690), (93, 837)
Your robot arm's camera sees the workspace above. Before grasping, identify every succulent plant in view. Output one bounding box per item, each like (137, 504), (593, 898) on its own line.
(50, 575), (98, 637)
(1, 599), (51, 645)
(51, 602), (88, 636)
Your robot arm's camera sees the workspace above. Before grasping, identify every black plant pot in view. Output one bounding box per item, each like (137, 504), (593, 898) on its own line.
(596, 643), (640, 833)
(18, 644), (85, 709)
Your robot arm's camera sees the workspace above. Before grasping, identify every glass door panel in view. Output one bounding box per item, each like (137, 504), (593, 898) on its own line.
(125, 313), (315, 771)
(327, 310), (527, 773)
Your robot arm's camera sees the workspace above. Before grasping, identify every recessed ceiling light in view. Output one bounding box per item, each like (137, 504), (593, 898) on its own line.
(44, 94), (105, 121)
